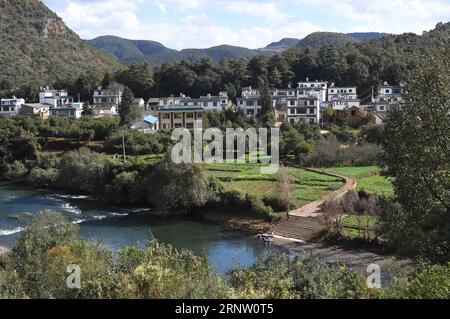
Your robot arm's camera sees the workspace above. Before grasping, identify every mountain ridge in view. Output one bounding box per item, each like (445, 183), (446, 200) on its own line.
(0, 0), (121, 86)
(88, 32), (387, 66)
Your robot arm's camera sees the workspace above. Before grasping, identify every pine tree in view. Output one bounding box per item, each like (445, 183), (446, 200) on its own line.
(119, 87), (139, 127)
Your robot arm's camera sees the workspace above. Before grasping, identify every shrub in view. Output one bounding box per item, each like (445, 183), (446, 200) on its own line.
(2, 161), (28, 180)
(27, 167), (59, 187)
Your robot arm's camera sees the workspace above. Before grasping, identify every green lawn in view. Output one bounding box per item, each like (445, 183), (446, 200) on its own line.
(324, 166), (394, 196)
(206, 163), (345, 208)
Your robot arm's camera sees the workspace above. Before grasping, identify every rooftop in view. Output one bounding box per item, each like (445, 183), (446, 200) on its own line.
(158, 104), (205, 112)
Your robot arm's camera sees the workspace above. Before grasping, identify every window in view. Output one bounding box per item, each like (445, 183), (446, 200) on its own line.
(186, 123), (194, 129)
(163, 114), (170, 119)
(196, 113), (202, 119)
(351, 110), (356, 116)
(174, 113), (183, 119)
(162, 124), (167, 129)
(175, 124), (182, 128)
(309, 100), (315, 106)
(309, 118), (316, 124)
(296, 108), (306, 114)
(309, 108), (316, 114)
(186, 113), (194, 119)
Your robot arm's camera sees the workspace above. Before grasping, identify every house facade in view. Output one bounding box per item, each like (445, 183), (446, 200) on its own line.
(39, 88), (73, 108)
(327, 84), (360, 109)
(0, 97), (25, 116)
(297, 79), (328, 109)
(49, 102), (83, 119)
(374, 82), (405, 112)
(158, 105), (205, 130)
(286, 96), (320, 124)
(93, 87), (123, 107)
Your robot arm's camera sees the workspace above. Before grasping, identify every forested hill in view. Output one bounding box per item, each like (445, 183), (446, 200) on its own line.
(89, 32), (387, 66)
(88, 36), (278, 66)
(0, 0), (121, 86)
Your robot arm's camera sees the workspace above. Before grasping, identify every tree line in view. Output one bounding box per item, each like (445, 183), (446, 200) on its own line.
(1, 22), (448, 104)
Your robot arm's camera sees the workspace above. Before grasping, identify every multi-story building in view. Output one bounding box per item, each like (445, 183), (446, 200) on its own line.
(236, 86), (276, 120)
(286, 95), (320, 124)
(49, 102), (83, 119)
(237, 83), (323, 123)
(93, 86), (123, 107)
(158, 95), (185, 108)
(374, 82), (405, 112)
(327, 84), (360, 109)
(158, 105), (205, 130)
(181, 92), (231, 111)
(0, 97), (25, 116)
(297, 79), (328, 109)
(39, 88), (73, 108)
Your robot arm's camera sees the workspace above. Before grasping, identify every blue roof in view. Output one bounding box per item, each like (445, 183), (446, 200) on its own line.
(144, 115), (158, 124)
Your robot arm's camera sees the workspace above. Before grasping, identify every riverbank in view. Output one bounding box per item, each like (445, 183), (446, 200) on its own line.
(271, 238), (413, 282)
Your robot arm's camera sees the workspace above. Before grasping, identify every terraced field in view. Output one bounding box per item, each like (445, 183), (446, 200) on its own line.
(206, 163), (345, 209)
(323, 166), (394, 196)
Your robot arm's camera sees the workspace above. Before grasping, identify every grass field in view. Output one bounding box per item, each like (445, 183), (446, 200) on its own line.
(206, 163), (345, 209)
(324, 166), (394, 196)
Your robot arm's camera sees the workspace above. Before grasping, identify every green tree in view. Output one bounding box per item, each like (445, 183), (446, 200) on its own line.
(118, 87), (139, 127)
(381, 47), (450, 261)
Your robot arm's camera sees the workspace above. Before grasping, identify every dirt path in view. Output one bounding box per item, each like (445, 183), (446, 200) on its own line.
(271, 169), (356, 242)
(289, 169), (356, 217)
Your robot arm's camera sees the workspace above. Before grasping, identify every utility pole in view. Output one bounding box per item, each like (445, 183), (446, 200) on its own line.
(122, 133), (126, 162)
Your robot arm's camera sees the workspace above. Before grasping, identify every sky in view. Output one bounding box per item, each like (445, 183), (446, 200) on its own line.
(43, 0), (450, 50)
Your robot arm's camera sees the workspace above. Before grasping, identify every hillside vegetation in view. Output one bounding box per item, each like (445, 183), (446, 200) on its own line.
(88, 36), (278, 66)
(89, 32), (387, 66)
(0, 0), (121, 86)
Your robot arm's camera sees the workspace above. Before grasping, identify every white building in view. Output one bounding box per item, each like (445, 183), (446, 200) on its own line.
(236, 86), (267, 119)
(93, 86), (123, 107)
(297, 79), (328, 109)
(181, 92), (231, 111)
(286, 96), (320, 124)
(39, 88), (73, 108)
(0, 97), (25, 116)
(158, 95), (185, 108)
(327, 84), (360, 109)
(236, 85), (321, 124)
(374, 82), (405, 113)
(49, 102), (83, 119)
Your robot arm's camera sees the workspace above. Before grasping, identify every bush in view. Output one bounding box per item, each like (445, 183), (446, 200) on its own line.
(27, 167), (59, 187)
(57, 148), (109, 194)
(263, 194), (291, 212)
(220, 191), (273, 221)
(2, 161), (28, 180)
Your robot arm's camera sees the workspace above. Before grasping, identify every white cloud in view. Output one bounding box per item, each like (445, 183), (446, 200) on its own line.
(43, 0), (322, 49)
(294, 0), (450, 34)
(43, 0), (447, 50)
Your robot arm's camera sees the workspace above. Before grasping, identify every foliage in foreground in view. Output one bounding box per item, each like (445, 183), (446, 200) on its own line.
(382, 47), (450, 262)
(1, 212), (449, 299)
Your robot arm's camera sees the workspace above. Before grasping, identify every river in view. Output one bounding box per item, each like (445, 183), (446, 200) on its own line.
(0, 183), (286, 274)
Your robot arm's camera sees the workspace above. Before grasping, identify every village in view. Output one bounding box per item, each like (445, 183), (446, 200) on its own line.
(0, 79), (403, 131)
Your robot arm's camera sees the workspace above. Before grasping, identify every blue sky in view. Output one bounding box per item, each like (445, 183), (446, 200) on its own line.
(43, 0), (450, 50)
